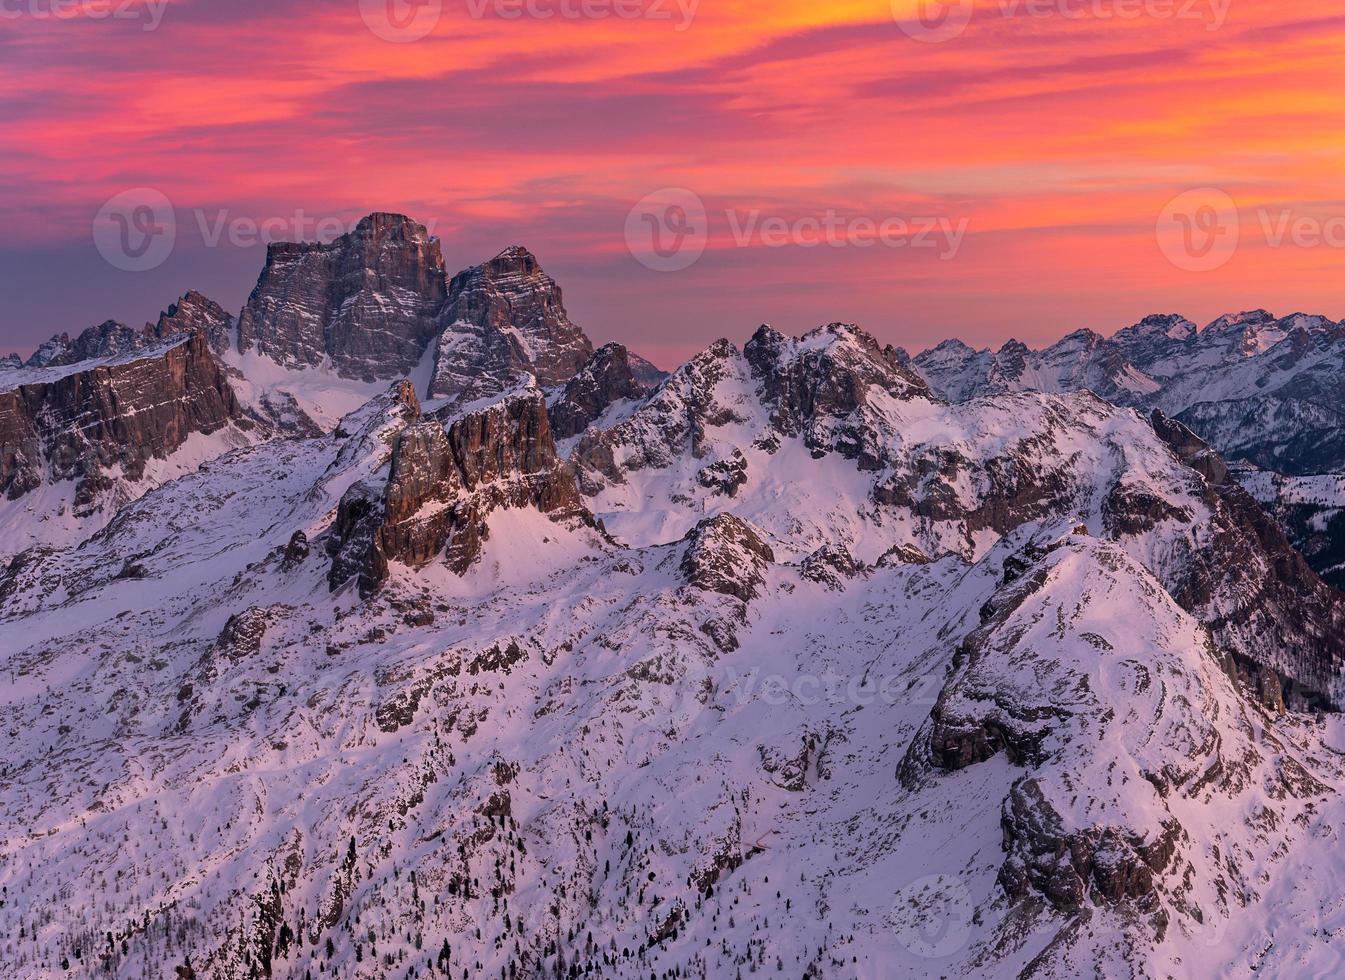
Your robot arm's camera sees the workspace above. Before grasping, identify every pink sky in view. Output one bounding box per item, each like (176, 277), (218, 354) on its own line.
(2, 0), (1344, 365)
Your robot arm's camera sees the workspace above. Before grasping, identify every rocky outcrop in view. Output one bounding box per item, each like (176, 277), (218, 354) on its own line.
(901, 535), (1223, 918)
(0, 330), (243, 505)
(328, 388), (587, 595)
(153, 290), (235, 354)
(1150, 411), (1345, 706)
(745, 323), (931, 467)
(997, 778), (1182, 913)
(571, 339), (750, 493)
(679, 514), (774, 602)
(799, 544), (865, 591)
(238, 213), (446, 381)
(23, 320), (151, 369)
(548, 343), (649, 439)
(429, 246), (593, 403)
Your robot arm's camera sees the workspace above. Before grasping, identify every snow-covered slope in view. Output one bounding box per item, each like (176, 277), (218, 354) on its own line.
(911, 310), (1345, 592)
(4, 317), (1345, 979)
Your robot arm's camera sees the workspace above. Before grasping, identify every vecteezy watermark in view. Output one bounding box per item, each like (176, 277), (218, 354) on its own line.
(625, 187), (969, 271)
(892, 0), (1230, 42)
(722, 665), (944, 709)
(93, 188), (177, 273)
(359, 0), (698, 40)
(466, 0), (699, 29)
(359, 0), (443, 42)
(888, 873), (975, 958)
(92, 190), (441, 272)
(0, 0), (169, 30)
(1157, 188), (1345, 273)
(624, 188), (710, 272)
(892, 0), (976, 43)
(1156, 188), (1239, 272)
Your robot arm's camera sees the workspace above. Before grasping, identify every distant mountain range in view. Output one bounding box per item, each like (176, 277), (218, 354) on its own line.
(908, 308), (1345, 586)
(3, 214), (1345, 978)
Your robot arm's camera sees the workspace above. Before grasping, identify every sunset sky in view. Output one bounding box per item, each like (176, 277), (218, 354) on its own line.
(3, 0), (1344, 365)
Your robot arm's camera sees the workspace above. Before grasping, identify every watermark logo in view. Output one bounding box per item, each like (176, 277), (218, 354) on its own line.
(625, 189), (970, 272)
(1157, 190), (1345, 272)
(359, 0), (442, 42)
(893, 0), (975, 43)
(1156, 188), (1240, 272)
(465, 0), (699, 29)
(92, 193), (445, 271)
(892, 0), (1230, 41)
(625, 187), (709, 272)
(889, 873), (975, 958)
(0, 0), (169, 31)
(93, 188), (176, 273)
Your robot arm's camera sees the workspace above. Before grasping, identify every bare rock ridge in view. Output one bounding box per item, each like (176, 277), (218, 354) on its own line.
(154, 289), (235, 354)
(328, 381), (588, 595)
(429, 244), (595, 405)
(10, 290), (235, 375)
(0, 328), (243, 506)
(745, 321), (931, 465)
(237, 212), (447, 381)
(230, 214), (646, 409)
(547, 342), (651, 439)
(1149, 410), (1345, 706)
(21, 320), (150, 369)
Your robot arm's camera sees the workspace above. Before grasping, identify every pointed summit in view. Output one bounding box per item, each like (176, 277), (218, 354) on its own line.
(154, 290), (235, 353)
(429, 246), (594, 403)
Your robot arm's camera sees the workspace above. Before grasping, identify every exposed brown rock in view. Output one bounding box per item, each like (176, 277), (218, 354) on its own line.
(0, 330), (242, 504)
(430, 246), (593, 402)
(238, 213), (446, 381)
(548, 342), (649, 439)
(328, 389), (588, 595)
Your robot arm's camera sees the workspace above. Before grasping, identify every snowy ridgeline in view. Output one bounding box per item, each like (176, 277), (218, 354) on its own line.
(3, 318), (1345, 978)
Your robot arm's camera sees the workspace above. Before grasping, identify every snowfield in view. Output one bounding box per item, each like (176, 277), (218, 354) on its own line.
(4, 251), (1345, 978)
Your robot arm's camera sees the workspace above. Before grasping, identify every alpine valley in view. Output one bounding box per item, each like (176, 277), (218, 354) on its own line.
(4, 213), (1345, 980)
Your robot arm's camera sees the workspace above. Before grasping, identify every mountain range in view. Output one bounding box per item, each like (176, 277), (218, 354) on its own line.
(3, 213), (1345, 979)
(911, 309), (1345, 587)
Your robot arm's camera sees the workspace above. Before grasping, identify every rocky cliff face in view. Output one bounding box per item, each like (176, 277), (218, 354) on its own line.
(548, 342), (650, 439)
(429, 246), (594, 403)
(0, 329), (244, 509)
(237, 213), (447, 381)
(153, 289), (236, 353)
(328, 382), (587, 595)
(745, 322), (932, 466)
(22, 320), (152, 369)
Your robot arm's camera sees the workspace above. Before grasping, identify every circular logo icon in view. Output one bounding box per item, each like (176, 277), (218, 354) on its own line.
(893, 0), (975, 43)
(92, 188), (176, 273)
(625, 187), (709, 273)
(889, 873), (974, 958)
(359, 0), (442, 43)
(1156, 188), (1240, 272)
